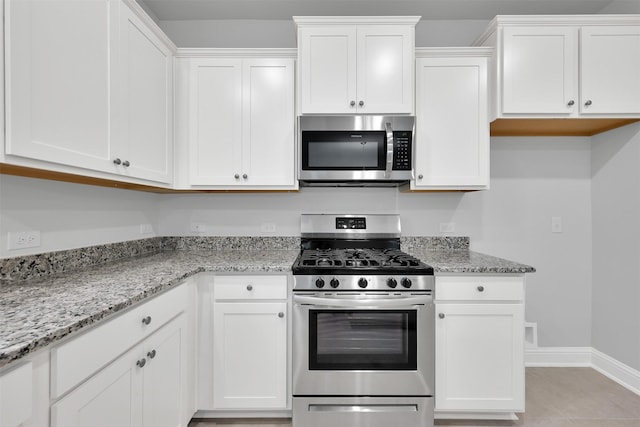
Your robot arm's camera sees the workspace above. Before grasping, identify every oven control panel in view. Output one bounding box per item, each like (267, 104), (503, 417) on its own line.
(295, 275), (434, 292)
(336, 217), (366, 230)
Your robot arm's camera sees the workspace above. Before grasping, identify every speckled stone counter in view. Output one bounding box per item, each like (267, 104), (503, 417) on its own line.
(0, 249), (298, 369)
(0, 236), (534, 369)
(408, 248), (535, 274)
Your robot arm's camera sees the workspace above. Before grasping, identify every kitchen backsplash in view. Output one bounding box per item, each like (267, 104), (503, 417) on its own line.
(0, 236), (470, 283)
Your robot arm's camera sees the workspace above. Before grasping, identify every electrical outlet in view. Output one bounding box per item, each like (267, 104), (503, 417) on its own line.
(140, 224), (154, 235)
(439, 222), (455, 233)
(191, 223), (206, 233)
(8, 231), (41, 250)
(261, 223), (276, 233)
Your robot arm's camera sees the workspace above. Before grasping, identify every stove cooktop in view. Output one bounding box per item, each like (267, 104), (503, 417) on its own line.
(292, 247), (434, 276)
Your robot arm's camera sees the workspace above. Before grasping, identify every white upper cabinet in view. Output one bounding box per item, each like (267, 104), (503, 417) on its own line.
(476, 15), (640, 121)
(580, 26), (640, 115)
(5, 0), (114, 171)
(4, 0), (175, 185)
(502, 26), (577, 115)
(113, 3), (174, 184)
(412, 49), (490, 191)
(296, 17), (418, 115)
(181, 54), (297, 190)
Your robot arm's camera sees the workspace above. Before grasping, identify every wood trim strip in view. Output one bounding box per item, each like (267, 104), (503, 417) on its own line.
(490, 118), (640, 137)
(0, 164), (298, 193)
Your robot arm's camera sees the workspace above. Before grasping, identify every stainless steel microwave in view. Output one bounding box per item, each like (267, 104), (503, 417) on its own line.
(298, 115), (415, 186)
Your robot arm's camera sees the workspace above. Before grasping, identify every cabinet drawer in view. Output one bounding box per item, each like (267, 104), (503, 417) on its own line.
(436, 276), (524, 301)
(214, 275), (288, 300)
(0, 362), (32, 427)
(51, 283), (188, 399)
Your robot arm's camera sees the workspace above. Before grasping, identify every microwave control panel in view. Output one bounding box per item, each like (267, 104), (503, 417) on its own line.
(392, 131), (412, 170)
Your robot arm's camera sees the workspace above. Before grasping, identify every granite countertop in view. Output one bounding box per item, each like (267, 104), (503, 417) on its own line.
(0, 249), (298, 369)
(0, 240), (535, 369)
(410, 249), (535, 274)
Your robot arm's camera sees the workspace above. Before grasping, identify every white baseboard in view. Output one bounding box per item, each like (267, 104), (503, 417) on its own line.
(591, 348), (640, 396)
(525, 347), (592, 367)
(525, 346), (640, 396)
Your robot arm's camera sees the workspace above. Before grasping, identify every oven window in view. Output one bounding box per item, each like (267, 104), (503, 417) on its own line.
(302, 131), (386, 170)
(309, 310), (417, 370)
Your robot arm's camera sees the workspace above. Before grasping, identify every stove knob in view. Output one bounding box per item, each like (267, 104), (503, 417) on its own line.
(330, 278), (340, 288)
(387, 278), (398, 288)
(401, 277), (412, 288)
(315, 278), (325, 288)
(358, 278), (368, 288)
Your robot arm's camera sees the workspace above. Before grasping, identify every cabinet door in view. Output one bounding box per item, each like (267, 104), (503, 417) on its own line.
(242, 59), (296, 187)
(414, 57), (489, 189)
(115, 3), (173, 184)
(299, 26), (357, 114)
(141, 314), (187, 427)
(213, 302), (287, 409)
(435, 303), (524, 412)
(0, 362), (32, 427)
(51, 349), (141, 427)
(580, 26), (640, 115)
(502, 26), (577, 115)
(357, 26), (414, 114)
(5, 0), (115, 171)
(188, 59), (243, 185)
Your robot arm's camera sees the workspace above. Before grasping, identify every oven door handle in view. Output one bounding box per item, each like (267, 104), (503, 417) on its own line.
(293, 294), (430, 308)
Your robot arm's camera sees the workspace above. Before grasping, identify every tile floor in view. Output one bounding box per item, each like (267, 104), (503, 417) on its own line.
(189, 367), (640, 427)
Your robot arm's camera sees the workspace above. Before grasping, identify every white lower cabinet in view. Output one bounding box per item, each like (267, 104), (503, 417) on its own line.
(213, 302), (287, 409)
(197, 274), (290, 413)
(0, 361), (33, 427)
(52, 313), (188, 427)
(435, 275), (525, 418)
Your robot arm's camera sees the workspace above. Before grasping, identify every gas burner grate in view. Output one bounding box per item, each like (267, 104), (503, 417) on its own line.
(294, 247), (428, 272)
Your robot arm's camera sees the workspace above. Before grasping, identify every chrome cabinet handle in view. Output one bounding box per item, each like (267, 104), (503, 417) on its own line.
(418, 174), (424, 179)
(142, 316), (152, 325)
(438, 313), (445, 319)
(136, 358), (146, 368)
(147, 349), (157, 359)
(477, 285), (485, 292)
(246, 284), (253, 291)
(585, 100), (592, 106)
(278, 312), (285, 318)
(113, 158), (122, 165)
(350, 100), (356, 107)
(359, 100), (364, 107)
(234, 174), (240, 179)
(242, 174), (248, 179)
(567, 100), (575, 106)
(122, 160), (130, 167)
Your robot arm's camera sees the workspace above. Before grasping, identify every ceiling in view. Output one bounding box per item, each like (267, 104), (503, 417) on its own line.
(139, 0), (623, 21)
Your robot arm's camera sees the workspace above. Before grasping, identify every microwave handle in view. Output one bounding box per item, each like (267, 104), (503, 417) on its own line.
(385, 122), (394, 178)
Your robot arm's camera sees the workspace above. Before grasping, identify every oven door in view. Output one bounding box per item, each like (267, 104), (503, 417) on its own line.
(293, 292), (434, 396)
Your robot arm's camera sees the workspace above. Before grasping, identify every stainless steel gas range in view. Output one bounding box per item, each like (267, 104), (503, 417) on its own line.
(291, 214), (435, 427)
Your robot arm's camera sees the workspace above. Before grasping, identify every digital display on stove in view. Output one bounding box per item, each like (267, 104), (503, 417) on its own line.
(336, 217), (366, 230)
